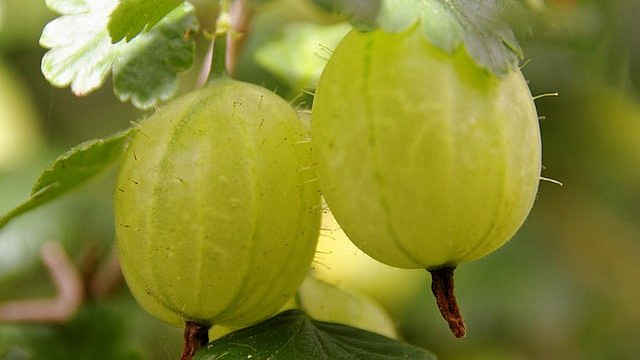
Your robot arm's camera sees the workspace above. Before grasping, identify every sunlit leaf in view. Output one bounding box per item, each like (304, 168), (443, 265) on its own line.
(40, 0), (198, 108)
(40, 0), (121, 95)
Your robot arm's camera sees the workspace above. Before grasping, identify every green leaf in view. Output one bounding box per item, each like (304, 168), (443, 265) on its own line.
(194, 310), (436, 360)
(112, 3), (198, 109)
(107, 0), (183, 43)
(40, 0), (198, 109)
(0, 128), (134, 231)
(421, 0), (524, 75)
(313, 0), (524, 75)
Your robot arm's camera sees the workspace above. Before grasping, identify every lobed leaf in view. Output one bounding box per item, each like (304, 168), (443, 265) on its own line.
(422, 0), (524, 75)
(112, 3), (198, 109)
(313, 0), (524, 75)
(194, 310), (436, 360)
(40, 0), (198, 109)
(40, 0), (122, 96)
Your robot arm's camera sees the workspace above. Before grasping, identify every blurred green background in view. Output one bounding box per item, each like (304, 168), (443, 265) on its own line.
(1, 0), (639, 359)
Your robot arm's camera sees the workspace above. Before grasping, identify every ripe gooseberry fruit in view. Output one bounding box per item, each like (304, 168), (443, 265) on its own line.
(312, 25), (541, 338)
(114, 78), (320, 337)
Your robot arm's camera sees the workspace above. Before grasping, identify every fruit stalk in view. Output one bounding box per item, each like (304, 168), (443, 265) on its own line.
(226, 0), (250, 75)
(210, 32), (228, 79)
(210, 0), (231, 79)
(429, 267), (466, 338)
(312, 25), (541, 337)
(180, 321), (210, 360)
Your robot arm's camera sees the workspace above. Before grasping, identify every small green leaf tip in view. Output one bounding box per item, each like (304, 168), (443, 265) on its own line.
(0, 127), (134, 231)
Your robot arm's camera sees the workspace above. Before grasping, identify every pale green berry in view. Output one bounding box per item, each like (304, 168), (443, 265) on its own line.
(115, 78), (320, 329)
(312, 25), (541, 337)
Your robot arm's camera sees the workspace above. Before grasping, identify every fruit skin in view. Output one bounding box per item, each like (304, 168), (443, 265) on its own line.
(115, 78), (320, 327)
(312, 25), (541, 270)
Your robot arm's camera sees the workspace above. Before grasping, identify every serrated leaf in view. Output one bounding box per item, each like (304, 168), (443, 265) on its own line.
(40, 1), (198, 108)
(314, 0), (523, 75)
(107, 0), (183, 43)
(194, 310), (436, 360)
(0, 128), (134, 231)
(112, 3), (198, 109)
(379, 0), (523, 75)
(40, 0), (121, 95)
(423, 0), (524, 75)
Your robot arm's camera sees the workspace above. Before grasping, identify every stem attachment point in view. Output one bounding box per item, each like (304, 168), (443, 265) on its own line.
(180, 321), (210, 360)
(429, 267), (466, 338)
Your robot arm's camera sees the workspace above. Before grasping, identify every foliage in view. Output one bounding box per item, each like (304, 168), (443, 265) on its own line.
(0, 128), (133, 230)
(194, 310), (436, 360)
(314, 0), (524, 74)
(108, 0), (184, 42)
(40, 0), (198, 109)
(1, 0), (639, 359)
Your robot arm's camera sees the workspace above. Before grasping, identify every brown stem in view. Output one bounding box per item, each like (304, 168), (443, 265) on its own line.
(180, 321), (210, 360)
(226, 0), (251, 76)
(428, 267), (466, 338)
(196, 39), (215, 88)
(0, 241), (84, 323)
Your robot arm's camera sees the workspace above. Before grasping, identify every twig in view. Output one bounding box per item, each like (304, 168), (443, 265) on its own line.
(196, 38), (215, 88)
(226, 0), (251, 76)
(0, 241), (84, 322)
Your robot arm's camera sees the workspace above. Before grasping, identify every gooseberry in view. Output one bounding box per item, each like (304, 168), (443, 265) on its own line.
(115, 78), (320, 331)
(312, 24), (541, 337)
